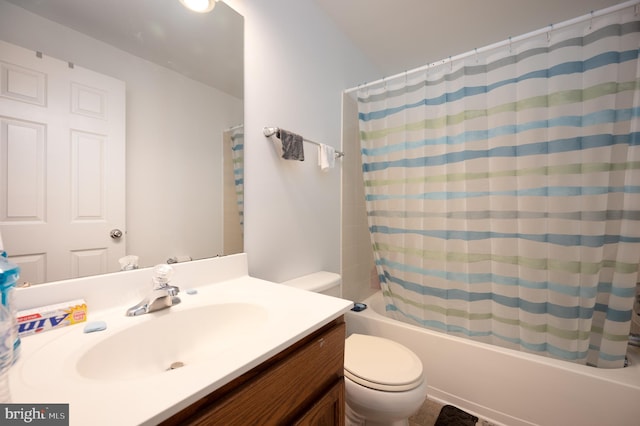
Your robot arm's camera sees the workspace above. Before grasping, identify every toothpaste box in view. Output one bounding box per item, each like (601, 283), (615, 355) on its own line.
(17, 299), (87, 337)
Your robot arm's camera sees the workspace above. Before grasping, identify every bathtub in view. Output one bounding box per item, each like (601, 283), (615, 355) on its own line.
(345, 291), (640, 426)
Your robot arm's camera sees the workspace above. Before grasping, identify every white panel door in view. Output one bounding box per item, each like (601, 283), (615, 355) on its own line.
(0, 40), (126, 284)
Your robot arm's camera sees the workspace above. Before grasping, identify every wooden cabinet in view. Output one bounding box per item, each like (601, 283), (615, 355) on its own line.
(294, 379), (344, 425)
(161, 317), (346, 426)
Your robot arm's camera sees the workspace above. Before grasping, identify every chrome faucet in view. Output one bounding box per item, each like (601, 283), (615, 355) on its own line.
(126, 264), (181, 316)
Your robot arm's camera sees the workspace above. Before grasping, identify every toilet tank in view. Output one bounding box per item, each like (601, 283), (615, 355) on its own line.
(282, 271), (342, 297)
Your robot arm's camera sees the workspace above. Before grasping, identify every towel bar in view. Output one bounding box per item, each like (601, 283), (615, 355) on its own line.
(263, 127), (344, 158)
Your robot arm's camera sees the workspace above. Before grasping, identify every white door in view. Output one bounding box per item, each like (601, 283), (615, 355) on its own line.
(0, 40), (126, 284)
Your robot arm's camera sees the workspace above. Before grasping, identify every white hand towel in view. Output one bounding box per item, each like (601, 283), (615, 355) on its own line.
(318, 144), (335, 171)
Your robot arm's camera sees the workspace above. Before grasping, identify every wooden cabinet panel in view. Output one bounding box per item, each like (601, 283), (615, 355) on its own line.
(294, 378), (344, 426)
(162, 317), (345, 426)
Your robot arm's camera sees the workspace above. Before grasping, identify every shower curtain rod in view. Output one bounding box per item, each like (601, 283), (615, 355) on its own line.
(225, 123), (244, 131)
(263, 126), (345, 158)
(344, 0), (640, 95)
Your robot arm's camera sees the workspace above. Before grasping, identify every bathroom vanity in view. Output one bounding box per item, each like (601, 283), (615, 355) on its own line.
(162, 317), (345, 425)
(8, 254), (352, 425)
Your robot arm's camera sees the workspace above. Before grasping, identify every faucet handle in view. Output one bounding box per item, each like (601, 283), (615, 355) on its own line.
(152, 264), (174, 288)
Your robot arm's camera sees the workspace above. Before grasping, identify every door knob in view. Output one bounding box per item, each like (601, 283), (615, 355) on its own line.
(110, 229), (123, 239)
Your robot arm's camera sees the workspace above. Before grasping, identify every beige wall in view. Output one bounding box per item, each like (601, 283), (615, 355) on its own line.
(235, 0), (379, 283)
(341, 94), (377, 303)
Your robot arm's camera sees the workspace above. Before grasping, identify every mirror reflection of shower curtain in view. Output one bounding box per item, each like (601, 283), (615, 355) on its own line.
(223, 125), (244, 254)
(357, 6), (640, 368)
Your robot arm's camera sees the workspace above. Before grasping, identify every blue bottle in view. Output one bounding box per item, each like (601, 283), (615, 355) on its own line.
(0, 253), (20, 362)
(0, 302), (13, 401)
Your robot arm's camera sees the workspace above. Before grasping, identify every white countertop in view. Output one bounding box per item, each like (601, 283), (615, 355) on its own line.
(8, 255), (352, 425)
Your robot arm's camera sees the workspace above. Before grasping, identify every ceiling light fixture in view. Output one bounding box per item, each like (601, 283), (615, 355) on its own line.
(178, 0), (216, 13)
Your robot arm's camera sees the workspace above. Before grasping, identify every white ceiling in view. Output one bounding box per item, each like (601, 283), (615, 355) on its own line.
(4, 0), (244, 98)
(315, 0), (629, 79)
(4, 0), (631, 97)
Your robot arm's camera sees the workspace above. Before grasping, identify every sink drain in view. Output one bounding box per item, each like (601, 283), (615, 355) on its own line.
(167, 361), (185, 371)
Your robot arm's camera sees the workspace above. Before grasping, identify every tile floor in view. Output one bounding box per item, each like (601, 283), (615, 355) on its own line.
(408, 398), (443, 426)
(408, 398), (498, 426)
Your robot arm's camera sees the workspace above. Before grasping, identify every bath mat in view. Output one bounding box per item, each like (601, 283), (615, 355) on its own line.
(434, 404), (478, 426)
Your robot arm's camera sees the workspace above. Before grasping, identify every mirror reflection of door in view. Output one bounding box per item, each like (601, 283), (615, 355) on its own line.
(0, 1), (243, 279)
(0, 40), (126, 284)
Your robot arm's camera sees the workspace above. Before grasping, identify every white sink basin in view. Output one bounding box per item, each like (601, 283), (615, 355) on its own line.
(76, 303), (268, 381)
(11, 268), (354, 426)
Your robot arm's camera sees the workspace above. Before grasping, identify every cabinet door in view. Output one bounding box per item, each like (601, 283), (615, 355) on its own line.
(161, 319), (346, 426)
(294, 378), (344, 426)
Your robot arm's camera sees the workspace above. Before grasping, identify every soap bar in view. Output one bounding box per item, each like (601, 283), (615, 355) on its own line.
(84, 321), (106, 333)
(17, 299), (87, 337)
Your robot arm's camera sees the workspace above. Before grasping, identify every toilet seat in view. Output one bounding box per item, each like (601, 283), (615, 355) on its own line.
(344, 333), (423, 392)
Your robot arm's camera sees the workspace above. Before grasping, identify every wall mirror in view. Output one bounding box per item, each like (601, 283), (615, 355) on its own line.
(0, 0), (244, 284)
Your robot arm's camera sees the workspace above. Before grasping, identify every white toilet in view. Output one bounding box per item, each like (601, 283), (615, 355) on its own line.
(283, 272), (427, 426)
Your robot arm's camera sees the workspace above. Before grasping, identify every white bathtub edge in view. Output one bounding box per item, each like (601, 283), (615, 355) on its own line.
(345, 291), (640, 426)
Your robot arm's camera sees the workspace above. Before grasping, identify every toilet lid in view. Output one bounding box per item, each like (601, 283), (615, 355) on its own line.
(344, 333), (424, 392)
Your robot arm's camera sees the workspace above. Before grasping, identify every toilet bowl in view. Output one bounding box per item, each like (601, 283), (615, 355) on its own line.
(282, 272), (427, 425)
(344, 333), (427, 426)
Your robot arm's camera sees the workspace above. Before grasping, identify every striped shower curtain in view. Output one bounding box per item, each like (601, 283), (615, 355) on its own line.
(224, 126), (244, 232)
(357, 7), (640, 368)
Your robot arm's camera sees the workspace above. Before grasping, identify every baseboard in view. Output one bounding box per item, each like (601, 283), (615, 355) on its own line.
(427, 387), (535, 426)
